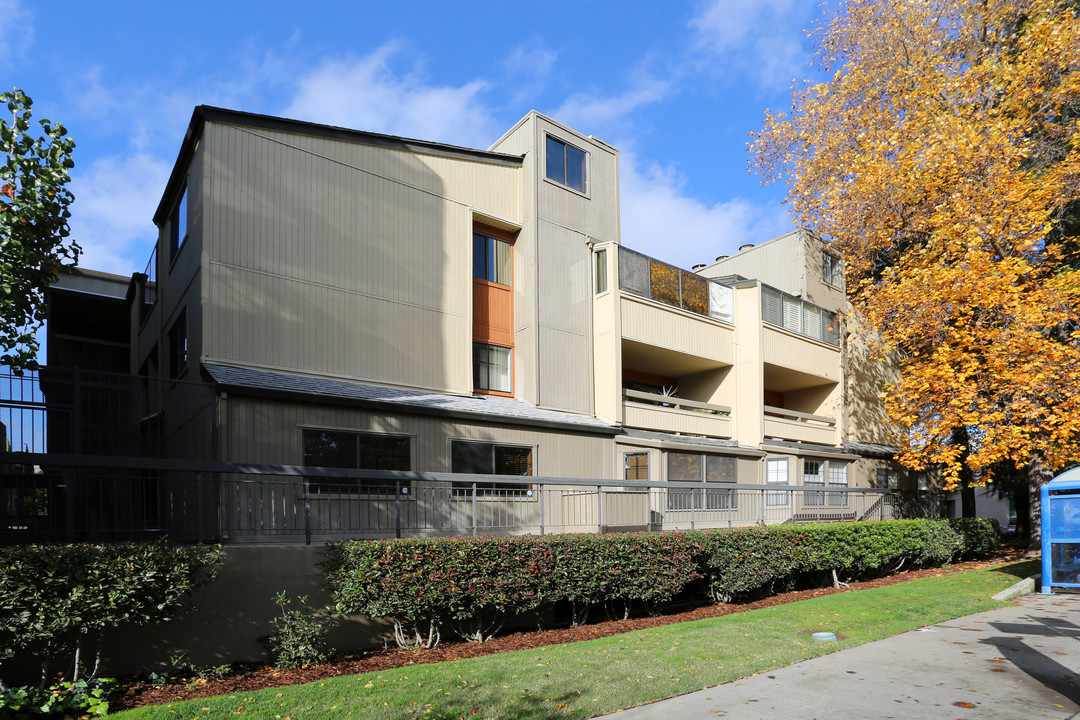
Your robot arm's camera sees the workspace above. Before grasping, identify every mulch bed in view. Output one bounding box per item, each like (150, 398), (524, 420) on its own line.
(113, 548), (1029, 711)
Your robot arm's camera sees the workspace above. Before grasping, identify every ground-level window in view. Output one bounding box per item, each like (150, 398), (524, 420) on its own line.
(473, 342), (511, 394)
(302, 429), (411, 494)
(667, 452), (738, 510)
(624, 452), (648, 481)
(451, 440), (533, 495)
(766, 457), (789, 506)
(876, 468), (899, 490)
(803, 459), (825, 505)
(829, 462), (849, 505)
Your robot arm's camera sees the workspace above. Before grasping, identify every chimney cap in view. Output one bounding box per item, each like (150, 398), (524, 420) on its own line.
(692, 263), (707, 271)
(738, 243), (755, 252)
(714, 255), (728, 262)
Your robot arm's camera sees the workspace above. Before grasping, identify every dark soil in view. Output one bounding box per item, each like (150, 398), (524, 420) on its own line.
(112, 549), (1029, 712)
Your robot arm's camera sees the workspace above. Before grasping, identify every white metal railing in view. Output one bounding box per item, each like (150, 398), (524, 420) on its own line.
(624, 389), (732, 416)
(763, 405), (835, 427)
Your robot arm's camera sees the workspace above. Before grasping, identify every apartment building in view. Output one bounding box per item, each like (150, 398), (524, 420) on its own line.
(82, 106), (914, 531)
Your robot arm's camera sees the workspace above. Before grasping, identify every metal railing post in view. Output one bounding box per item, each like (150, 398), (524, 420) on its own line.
(597, 484), (604, 533)
(760, 488), (766, 526)
(303, 477), (311, 546)
(472, 483), (478, 537)
(646, 486), (653, 532)
(395, 480), (402, 539)
(538, 483), (545, 535)
(690, 487), (696, 530)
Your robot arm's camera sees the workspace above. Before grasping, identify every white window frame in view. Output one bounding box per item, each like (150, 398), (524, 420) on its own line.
(822, 251), (843, 289)
(766, 457), (789, 506)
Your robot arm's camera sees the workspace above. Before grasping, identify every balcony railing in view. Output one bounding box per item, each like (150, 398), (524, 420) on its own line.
(761, 285), (840, 346)
(764, 405), (838, 444)
(622, 389), (734, 439)
(624, 389), (731, 415)
(618, 247), (734, 324)
(0, 454), (938, 544)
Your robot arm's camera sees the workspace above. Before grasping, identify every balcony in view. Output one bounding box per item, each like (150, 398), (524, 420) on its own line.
(622, 389), (733, 439)
(763, 406), (838, 445)
(618, 246), (734, 323)
(761, 285), (839, 346)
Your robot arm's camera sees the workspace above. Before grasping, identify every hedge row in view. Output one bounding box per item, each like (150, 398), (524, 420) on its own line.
(324, 518), (998, 648)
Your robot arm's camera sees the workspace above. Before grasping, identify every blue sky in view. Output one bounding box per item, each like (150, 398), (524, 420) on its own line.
(2, 0), (829, 275)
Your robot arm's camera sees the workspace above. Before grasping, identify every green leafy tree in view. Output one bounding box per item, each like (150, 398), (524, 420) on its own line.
(0, 88), (77, 372)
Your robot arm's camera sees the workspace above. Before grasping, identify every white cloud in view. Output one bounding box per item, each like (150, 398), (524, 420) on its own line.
(504, 41), (558, 107)
(282, 43), (499, 148)
(0, 0), (33, 62)
(690, 0), (812, 89)
(551, 75), (669, 137)
(67, 153), (171, 275)
(619, 150), (793, 269)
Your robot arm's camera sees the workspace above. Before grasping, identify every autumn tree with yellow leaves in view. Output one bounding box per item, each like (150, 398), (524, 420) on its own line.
(752, 0), (1080, 541)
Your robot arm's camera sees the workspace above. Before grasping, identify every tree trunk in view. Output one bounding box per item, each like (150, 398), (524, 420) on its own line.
(1027, 453), (1053, 551)
(961, 485), (977, 518)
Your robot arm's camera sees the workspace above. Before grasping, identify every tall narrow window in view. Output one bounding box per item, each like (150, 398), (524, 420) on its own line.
(766, 458), (789, 506)
(167, 309), (187, 379)
(473, 223), (515, 394)
(170, 185), (188, 261)
(545, 135), (587, 192)
(829, 462), (849, 506)
(804, 459), (824, 506)
(823, 251), (843, 289)
(595, 248), (608, 294)
(473, 233), (511, 285)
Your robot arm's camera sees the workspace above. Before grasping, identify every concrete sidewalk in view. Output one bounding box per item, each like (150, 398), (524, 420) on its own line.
(596, 592), (1080, 719)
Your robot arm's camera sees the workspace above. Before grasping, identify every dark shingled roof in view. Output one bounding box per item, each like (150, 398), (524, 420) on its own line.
(619, 428), (764, 455)
(843, 441), (900, 458)
(203, 363), (619, 435)
(760, 438), (857, 458)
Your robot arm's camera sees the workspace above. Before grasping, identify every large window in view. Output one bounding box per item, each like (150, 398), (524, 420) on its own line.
(667, 452), (738, 510)
(451, 441), (533, 494)
(822, 251), (843, 289)
(473, 342), (511, 393)
(167, 310), (187, 379)
(766, 458), (789, 506)
(302, 429), (411, 494)
(473, 232), (511, 286)
(545, 135), (586, 192)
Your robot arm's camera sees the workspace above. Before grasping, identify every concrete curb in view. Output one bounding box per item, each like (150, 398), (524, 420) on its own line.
(991, 573), (1040, 601)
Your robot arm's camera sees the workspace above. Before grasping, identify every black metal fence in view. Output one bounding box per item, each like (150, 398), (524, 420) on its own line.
(0, 453), (941, 545)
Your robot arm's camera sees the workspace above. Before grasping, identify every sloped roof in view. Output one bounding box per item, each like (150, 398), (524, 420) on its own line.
(203, 363), (618, 435)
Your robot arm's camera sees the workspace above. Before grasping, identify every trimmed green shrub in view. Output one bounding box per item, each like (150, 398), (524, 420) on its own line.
(691, 526), (811, 603)
(0, 541), (224, 690)
(324, 518), (1000, 646)
(950, 518), (1002, 557)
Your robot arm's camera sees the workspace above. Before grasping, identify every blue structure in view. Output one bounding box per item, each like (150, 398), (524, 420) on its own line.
(1041, 467), (1080, 594)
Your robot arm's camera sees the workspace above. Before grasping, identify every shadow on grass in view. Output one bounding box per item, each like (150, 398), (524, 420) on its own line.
(986, 559), (1040, 580)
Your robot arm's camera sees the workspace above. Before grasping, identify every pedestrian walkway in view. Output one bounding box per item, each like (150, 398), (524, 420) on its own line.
(596, 592), (1080, 719)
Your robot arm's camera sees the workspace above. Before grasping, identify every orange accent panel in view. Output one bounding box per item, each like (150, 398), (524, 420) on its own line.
(473, 279), (514, 347)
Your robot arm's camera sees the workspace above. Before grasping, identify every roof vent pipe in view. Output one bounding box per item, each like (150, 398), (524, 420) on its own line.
(692, 264), (707, 271)
(739, 243), (755, 252)
(715, 255), (728, 262)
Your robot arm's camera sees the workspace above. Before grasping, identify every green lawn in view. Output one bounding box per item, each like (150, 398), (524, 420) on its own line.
(114, 560), (1037, 720)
